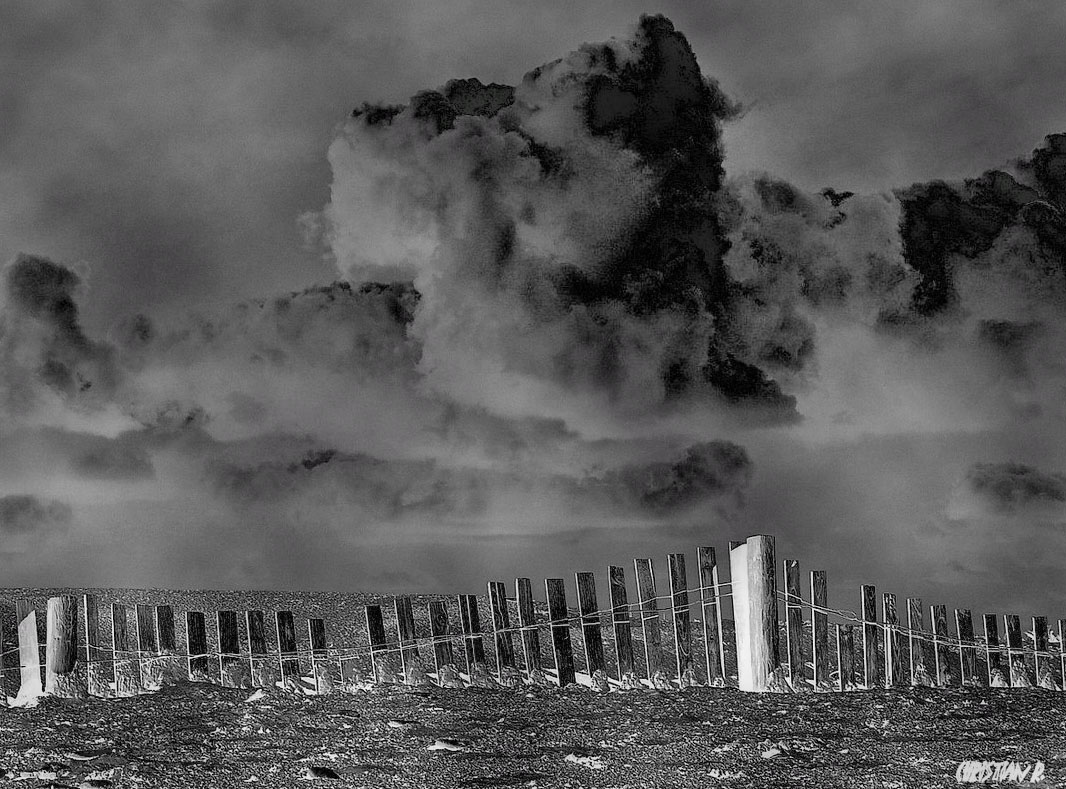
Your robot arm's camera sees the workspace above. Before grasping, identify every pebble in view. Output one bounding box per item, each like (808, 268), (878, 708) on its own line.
(302, 765), (341, 780)
(427, 738), (465, 752)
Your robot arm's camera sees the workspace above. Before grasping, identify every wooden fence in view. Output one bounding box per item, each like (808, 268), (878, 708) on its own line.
(1, 533), (1062, 702)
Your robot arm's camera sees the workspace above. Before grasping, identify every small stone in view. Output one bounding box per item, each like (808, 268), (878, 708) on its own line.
(302, 765), (340, 779)
(427, 738), (465, 752)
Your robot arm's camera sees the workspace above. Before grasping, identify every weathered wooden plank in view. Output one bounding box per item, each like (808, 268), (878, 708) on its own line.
(365, 605), (390, 682)
(955, 609), (976, 685)
(16, 600), (42, 698)
(308, 618), (330, 693)
(275, 610), (300, 684)
(729, 541), (750, 690)
(246, 610), (269, 687)
(633, 558), (663, 680)
(185, 611), (211, 682)
(931, 604), (949, 686)
(836, 624), (855, 691)
(82, 594), (107, 696)
(861, 585), (879, 689)
(458, 594), (486, 669)
(746, 535), (779, 691)
(668, 554), (692, 683)
(516, 578), (543, 676)
(1033, 616), (1049, 683)
(136, 604), (157, 654)
(393, 596), (420, 679)
(883, 593), (902, 687)
(1060, 619), (1066, 691)
(155, 605), (176, 652)
(487, 582), (517, 678)
(576, 572), (606, 677)
(112, 603), (141, 694)
(907, 598), (925, 685)
(545, 578), (576, 686)
(217, 610), (242, 687)
(783, 560), (803, 686)
(609, 566), (635, 679)
(429, 601), (455, 676)
(45, 596), (82, 697)
(1004, 614), (1023, 686)
(811, 570), (829, 687)
(984, 613), (1002, 684)
(697, 547), (725, 685)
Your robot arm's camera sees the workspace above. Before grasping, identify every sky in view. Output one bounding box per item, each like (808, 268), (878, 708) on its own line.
(2, 1), (1066, 620)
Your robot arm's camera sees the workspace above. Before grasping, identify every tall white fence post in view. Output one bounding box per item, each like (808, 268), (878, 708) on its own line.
(731, 534), (779, 691)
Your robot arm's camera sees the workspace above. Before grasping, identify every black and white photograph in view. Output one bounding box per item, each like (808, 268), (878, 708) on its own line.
(2, 2), (1066, 786)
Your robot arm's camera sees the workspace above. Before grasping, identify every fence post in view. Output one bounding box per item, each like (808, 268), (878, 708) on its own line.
(308, 618), (331, 693)
(429, 601), (456, 680)
(811, 570), (829, 688)
(783, 560), (803, 687)
(186, 611), (211, 682)
(1004, 614), (1024, 686)
(861, 585), (879, 689)
(16, 600), (42, 699)
(515, 579), (542, 677)
(955, 609), (976, 685)
(365, 605), (390, 682)
(739, 535), (778, 692)
(82, 594), (107, 696)
(633, 558), (664, 682)
(984, 614), (1002, 685)
(487, 582), (517, 682)
(729, 541), (750, 690)
(1059, 619), (1066, 692)
(275, 610), (300, 686)
(575, 572), (606, 678)
(135, 604), (158, 689)
(155, 604), (181, 682)
(609, 566), (635, 681)
(931, 605), (949, 686)
(836, 624), (855, 691)
(668, 554), (692, 684)
(907, 598), (925, 685)
(458, 595), (486, 670)
(246, 611), (269, 687)
(697, 548), (725, 686)
(45, 596), (84, 697)
(112, 604), (141, 695)
(1033, 616), (1049, 686)
(394, 596), (420, 681)
(882, 594), (902, 687)
(545, 578), (576, 686)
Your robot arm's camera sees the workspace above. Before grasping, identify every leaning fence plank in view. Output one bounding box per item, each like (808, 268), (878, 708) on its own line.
(458, 595), (486, 670)
(575, 572), (606, 678)
(394, 596), (420, 680)
(955, 609), (976, 686)
(136, 604), (157, 654)
(931, 604), (949, 686)
(836, 624), (855, 691)
(697, 548), (725, 685)
(811, 571), (829, 688)
(861, 585), (879, 689)
(186, 611), (211, 682)
(276, 610), (300, 685)
(882, 594), (901, 687)
(112, 604), (141, 695)
(1033, 616), (1049, 685)
(1004, 614), (1024, 686)
(984, 614), (1002, 684)
(907, 598), (925, 685)
(783, 560), (803, 686)
(246, 610), (269, 687)
(82, 594), (107, 696)
(488, 582), (517, 680)
(45, 596), (82, 697)
(546, 578), (576, 686)
(16, 600), (42, 699)
(155, 605), (176, 652)
(365, 605), (390, 682)
(609, 566), (635, 680)
(668, 554), (693, 684)
(429, 601), (455, 678)
(308, 618), (330, 693)
(217, 610), (242, 687)
(634, 558), (663, 680)
(1059, 619), (1066, 691)
(516, 578), (543, 676)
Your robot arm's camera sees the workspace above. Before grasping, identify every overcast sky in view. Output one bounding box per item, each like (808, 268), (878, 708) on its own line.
(3, 2), (1066, 621)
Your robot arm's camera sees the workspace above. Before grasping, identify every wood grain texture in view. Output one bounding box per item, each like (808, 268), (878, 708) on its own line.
(185, 610), (211, 682)
(394, 596), (420, 677)
(608, 565), (635, 679)
(429, 601), (455, 675)
(155, 605), (176, 652)
(136, 604), (157, 654)
(746, 535), (778, 691)
(861, 585), (879, 689)
(365, 604), (389, 680)
(633, 558), (663, 679)
(882, 593), (902, 687)
(931, 604), (949, 686)
(811, 571), (829, 687)
(217, 610), (242, 687)
(668, 554), (692, 682)
(545, 578), (575, 686)
(307, 618), (329, 693)
(275, 610), (300, 682)
(45, 596), (80, 696)
(1033, 616), (1049, 680)
(576, 571), (606, 676)
(458, 594), (486, 668)
(1004, 614), (1024, 688)
(516, 577), (542, 675)
(17, 600), (42, 696)
(246, 609), (268, 687)
(955, 609), (976, 685)
(907, 598), (925, 685)
(487, 582), (516, 677)
(112, 604), (142, 694)
(984, 613), (1002, 684)
(836, 624), (854, 691)
(697, 547), (724, 685)
(783, 560), (803, 685)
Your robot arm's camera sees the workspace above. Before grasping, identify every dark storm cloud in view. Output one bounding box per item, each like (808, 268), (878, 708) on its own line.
(0, 494), (72, 535)
(610, 441), (752, 513)
(967, 462), (1066, 513)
